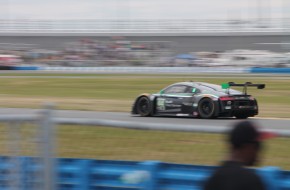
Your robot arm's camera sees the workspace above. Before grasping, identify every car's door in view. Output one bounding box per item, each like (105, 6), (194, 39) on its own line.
(156, 85), (192, 114)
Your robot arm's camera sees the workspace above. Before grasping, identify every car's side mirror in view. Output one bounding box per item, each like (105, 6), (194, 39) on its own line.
(160, 90), (164, 94)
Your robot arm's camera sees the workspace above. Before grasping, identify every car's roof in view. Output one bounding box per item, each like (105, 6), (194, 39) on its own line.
(172, 82), (219, 88)
(170, 82), (242, 95)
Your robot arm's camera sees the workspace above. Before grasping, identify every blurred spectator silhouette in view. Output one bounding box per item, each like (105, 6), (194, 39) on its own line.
(203, 120), (276, 190)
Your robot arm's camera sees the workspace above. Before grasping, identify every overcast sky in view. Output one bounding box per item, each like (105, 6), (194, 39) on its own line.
(1, 0), (289, 20)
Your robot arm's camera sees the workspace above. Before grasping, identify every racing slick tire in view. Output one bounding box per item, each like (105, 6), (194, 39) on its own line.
(198, 98), (216, 119)
(136, 96), (152, 117)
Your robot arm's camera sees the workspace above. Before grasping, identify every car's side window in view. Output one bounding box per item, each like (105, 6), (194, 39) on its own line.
(184, 87), (194, 93)
(192, 88), (197, 93)
(190, 87), (201, 94)
(163, 85), (188, 94)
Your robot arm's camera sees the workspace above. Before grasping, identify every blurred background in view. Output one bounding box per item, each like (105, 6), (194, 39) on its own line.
(0, 0), (290, 68)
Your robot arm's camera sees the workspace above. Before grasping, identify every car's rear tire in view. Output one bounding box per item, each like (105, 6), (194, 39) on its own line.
(198, 98), (216, 119)
(136, 96), (152, 117)
(235, 114), (249, 119)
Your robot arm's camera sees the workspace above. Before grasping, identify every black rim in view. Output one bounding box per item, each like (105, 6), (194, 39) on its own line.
(138, 98), (149, 114)
(200, 100), (213, 116)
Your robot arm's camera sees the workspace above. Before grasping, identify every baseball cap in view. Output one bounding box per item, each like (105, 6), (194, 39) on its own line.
(229, 121), (276, 148)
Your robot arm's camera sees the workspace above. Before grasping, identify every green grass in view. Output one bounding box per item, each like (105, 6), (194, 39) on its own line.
(0, 73), (289, 117)
(1, 124), (290, 170)
(57, 125), (290, 169)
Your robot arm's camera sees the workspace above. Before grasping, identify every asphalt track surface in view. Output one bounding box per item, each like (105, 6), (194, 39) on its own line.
(0, 108), (289, 131)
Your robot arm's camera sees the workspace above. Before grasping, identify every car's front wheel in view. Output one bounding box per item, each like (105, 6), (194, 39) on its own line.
(198, 98), (216, 119)
(136, 96), (152, 117)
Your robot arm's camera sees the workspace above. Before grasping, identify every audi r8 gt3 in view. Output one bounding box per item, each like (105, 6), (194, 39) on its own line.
(131, 82), (265, 119)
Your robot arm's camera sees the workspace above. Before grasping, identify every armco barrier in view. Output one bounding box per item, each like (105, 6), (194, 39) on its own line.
(250, 67), (290, 74)
(0, 156), (290, 190)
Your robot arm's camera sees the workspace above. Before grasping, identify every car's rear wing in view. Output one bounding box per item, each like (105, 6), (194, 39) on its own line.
(222, 82), (265, 95)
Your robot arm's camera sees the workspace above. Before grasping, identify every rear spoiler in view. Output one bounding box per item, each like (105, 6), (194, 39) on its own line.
(222, 82), (265, 95)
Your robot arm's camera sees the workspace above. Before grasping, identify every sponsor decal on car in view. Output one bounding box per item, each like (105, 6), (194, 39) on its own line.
(157, 98), (165, 111)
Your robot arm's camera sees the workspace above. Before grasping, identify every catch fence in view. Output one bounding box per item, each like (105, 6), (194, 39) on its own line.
(1, 105), (290, 189)
(1, 19), (290, 34)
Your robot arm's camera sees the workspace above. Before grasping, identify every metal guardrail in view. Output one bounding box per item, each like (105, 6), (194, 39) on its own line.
(54, 117), (290, 137)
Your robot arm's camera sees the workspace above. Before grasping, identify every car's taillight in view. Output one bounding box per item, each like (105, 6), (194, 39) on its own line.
(219, 96), (234, 101)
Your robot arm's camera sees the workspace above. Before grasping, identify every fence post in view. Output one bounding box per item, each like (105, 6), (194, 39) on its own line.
(39, 103), (56, 190)
(7, 122), (21, 190)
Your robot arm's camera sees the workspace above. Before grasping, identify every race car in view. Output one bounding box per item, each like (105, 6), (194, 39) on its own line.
(131, 82), (265, 119)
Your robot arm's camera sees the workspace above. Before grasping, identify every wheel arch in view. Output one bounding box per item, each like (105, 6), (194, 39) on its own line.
(197, 96), (220, 118)
(131, 93), (155, 115)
